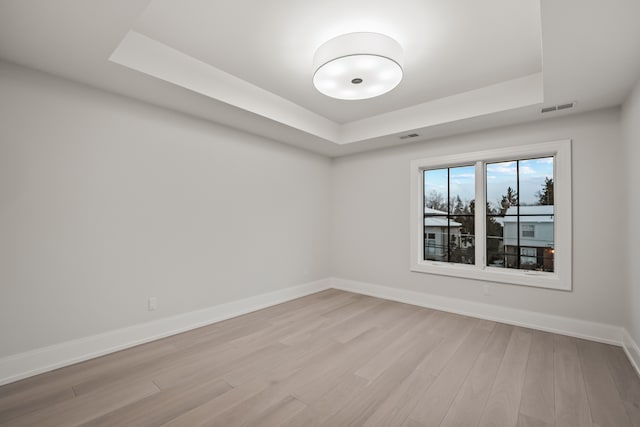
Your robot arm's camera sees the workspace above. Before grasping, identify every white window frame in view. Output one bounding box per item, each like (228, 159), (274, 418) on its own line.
(410, 139), (572, 291)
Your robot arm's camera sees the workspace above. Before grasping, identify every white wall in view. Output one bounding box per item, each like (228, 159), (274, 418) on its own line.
(0, 62), (331, 358)
(622, 77), (640, 346)
(0, 57), (634, 367)
(331, 109), (627, 326)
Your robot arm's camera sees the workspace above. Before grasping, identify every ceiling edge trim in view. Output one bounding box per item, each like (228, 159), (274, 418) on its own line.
(109, 31), (544, 147)
(109, 30), (340, 142)
(340, 73), (544, 144)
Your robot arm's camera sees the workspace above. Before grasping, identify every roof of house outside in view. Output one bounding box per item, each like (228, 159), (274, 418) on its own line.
(502, 205), (554, 223)
(425, 217), (462, 227)
(425, 207), (447, 215)
(424, 208), (462, 227)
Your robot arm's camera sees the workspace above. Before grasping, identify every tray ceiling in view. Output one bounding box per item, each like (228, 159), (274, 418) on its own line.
(1, 0), (639, 156)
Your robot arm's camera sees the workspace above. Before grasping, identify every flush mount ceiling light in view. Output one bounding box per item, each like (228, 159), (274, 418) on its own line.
(313, 32), (404, 100)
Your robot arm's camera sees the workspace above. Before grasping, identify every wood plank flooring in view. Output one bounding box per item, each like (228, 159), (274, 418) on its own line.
(0, 289), (638, 426)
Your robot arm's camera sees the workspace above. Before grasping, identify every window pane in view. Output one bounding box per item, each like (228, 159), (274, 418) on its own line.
(424, 228), (447, 262)
(486, 161), (518, 214)
(449, 165), (475, 214)
(449, 215), (475, 265)
(487, 216), (510, 268)
(519, 157), (554, 206)
(424, 168), (448, 212)
(520, 214), (554, 271)
(499, 213), (554, 271)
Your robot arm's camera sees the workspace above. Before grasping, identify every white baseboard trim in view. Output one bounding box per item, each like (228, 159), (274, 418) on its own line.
(331, 277), (624, 346)
(0, 278), (331, 386)
(622, 329), (640, 377)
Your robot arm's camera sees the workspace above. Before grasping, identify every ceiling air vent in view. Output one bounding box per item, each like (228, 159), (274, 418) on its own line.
(541, 102), (575, 114)
(557, 102), (574, 110)
(399, 133), (419, 140)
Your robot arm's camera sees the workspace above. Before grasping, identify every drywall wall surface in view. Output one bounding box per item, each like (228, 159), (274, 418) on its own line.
(0, 62), (331, 357)
(331, 108), (626, 327)
(622, 77), (640, 345)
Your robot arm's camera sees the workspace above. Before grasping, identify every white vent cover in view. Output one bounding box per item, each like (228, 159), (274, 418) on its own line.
(541, 102), (575, 114)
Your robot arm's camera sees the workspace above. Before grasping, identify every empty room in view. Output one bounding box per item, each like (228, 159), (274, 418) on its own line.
(1, 0), (640, 426)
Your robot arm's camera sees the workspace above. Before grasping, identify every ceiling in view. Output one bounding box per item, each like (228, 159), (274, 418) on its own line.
(132, 0), (542, 124)
(1, 0), (639, 157)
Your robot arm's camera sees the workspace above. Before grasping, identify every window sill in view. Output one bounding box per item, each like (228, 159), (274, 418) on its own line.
(411, 261), (570, 291)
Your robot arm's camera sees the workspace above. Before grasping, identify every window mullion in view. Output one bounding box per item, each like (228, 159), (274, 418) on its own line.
(516, 160), (521, 269)
(447, 168), (451, 263)
(419, 170), (425, 262)
(474, 160), (485, 268)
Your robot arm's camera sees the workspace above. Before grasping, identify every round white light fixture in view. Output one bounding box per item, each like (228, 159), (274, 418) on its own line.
(313, 32), (403, 100)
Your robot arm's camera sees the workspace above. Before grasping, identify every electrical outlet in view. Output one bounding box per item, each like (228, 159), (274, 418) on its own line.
(483, 285), (490, 296)
(148, 297), (157, 311)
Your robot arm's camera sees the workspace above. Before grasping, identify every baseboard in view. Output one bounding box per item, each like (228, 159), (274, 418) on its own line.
(623, 329), (640, 377)
(331, 277), (624, 346)
(0, 278), (331, 386)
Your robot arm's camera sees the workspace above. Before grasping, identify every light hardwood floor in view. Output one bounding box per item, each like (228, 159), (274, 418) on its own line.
(1, 290), (638, 426)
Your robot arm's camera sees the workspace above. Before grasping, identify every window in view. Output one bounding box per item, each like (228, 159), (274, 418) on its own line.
(410, 140), (571, 290)
(522, 225), (535, 238)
